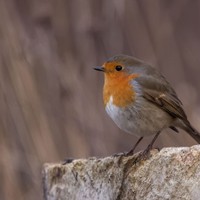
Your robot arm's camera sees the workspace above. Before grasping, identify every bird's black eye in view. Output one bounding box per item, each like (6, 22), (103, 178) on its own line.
(115, 65), (123, 71)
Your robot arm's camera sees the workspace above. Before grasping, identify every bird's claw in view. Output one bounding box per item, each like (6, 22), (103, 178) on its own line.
(62, 158), (74, 165)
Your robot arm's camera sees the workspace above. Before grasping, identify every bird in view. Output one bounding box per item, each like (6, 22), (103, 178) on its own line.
(94, 54), (200, 155)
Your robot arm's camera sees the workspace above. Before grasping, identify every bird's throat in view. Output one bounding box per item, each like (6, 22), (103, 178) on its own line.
(103, 73), (139, 107)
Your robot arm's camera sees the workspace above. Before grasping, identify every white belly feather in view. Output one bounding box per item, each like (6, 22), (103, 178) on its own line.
(105, 95), (172, 137)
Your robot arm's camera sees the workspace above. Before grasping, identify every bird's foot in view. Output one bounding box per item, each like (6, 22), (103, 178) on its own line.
(62, 157), (74, 165)
(112, 152), (129, 157)
(133, 144), (153, 163)
(133, 145), (160, 164)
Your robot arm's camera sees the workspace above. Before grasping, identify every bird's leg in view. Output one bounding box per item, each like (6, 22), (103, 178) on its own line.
(113, 137), (143, 157)
(114, 132), (160, 158)
(126, 136), (143, 156)
(136, 131), (160, 161)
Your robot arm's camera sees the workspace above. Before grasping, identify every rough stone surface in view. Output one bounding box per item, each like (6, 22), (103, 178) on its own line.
(43, 145), (200, 200)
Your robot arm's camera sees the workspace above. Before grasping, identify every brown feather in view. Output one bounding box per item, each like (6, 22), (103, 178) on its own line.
(135, 75), (187, 121)
(143, 89), (187, 120)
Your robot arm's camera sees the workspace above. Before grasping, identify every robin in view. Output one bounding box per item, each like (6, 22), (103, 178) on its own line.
(94, 54), (200, 155)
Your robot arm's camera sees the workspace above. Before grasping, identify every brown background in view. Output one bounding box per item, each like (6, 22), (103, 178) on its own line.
(0, 0), (200, 199)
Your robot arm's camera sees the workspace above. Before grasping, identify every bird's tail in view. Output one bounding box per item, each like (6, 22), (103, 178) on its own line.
(184, 122), (200, 144)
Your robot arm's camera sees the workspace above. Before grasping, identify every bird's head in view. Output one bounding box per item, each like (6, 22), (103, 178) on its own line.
(94, 54), (146, 80)
(94, 55), (145, 107)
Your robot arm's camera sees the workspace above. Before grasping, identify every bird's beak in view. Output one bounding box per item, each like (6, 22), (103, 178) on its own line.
(93, 66), (105, 72)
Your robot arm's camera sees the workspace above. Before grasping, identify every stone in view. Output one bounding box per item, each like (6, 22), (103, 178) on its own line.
(43, 145), (200, 200)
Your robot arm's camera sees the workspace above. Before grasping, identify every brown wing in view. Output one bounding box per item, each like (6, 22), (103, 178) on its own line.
(135, 75), (188, 121)
(143, 89), (187, 120)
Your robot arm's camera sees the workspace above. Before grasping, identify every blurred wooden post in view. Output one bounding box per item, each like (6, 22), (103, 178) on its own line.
(43, 145), (200, 200)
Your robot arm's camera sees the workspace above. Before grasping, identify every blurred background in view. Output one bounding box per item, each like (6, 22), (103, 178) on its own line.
(0, 0), (200, 199)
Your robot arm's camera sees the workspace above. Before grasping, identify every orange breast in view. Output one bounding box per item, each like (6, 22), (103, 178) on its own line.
(103, 73), (139, 107)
